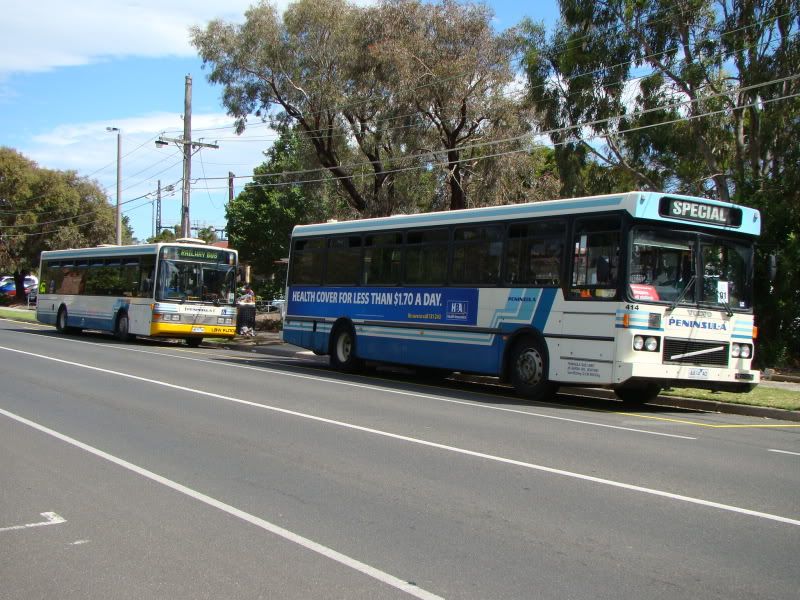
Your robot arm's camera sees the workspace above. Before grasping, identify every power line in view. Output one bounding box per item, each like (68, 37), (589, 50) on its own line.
(192, 86), (800, 194)
(181, 6), (796, 144)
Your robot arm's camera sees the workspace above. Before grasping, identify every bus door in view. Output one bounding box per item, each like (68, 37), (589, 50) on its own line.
(551, 217), (621, 384)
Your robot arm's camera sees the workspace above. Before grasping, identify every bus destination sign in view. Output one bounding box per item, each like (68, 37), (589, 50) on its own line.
(163, 247), (233, 263)
(659, 196), (742, 227)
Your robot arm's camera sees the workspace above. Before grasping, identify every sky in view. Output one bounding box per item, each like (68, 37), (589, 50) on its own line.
(0, 0), (560, 242)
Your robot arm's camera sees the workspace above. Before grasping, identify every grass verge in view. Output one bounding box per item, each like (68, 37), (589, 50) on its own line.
(662, 386), (800, 411)
(0, 306), (38, 322)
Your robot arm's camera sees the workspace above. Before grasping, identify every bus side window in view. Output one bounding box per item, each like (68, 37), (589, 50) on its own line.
(505, 220), (565, 286)
(139, 256), (156, 296)
(289, 238), (325, 285)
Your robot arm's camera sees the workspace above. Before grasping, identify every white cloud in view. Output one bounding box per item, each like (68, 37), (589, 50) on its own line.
(0, 0), (288, 77)
(22, 111), (278, 240)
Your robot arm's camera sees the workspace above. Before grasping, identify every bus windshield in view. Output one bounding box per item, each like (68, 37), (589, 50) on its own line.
(628, 228), (752, 310)
(156, 254), (236, 305)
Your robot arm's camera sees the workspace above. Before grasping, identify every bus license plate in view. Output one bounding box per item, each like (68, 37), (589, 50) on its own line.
(688, 368), (710, 379)
(192, 327), (205, 333)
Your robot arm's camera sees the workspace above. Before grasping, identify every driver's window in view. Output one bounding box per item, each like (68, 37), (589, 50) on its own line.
(569, 217), (621, 300)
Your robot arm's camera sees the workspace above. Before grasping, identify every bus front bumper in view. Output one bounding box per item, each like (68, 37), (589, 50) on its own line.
(615, 362), (760, 392)
(150, 323), (237, 339)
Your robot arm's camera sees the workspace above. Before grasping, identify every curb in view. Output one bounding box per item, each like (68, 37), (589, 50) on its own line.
(218, 341), (800, 423)
(563, 387), (800, 423)
(652, 396), (800, 422)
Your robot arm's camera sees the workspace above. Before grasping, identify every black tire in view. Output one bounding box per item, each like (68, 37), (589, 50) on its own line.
(56, 306), (68, 333)
(329, 324), (363, 373)
(509, 336), (557, 401)
(615, 382), (662, 405)
(115, 312), (132, 342)
(186, 337), (203, 348)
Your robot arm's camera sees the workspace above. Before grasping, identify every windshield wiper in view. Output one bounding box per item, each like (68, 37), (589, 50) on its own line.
(668, 274), (696, 312)
(718, 295), (733, 317)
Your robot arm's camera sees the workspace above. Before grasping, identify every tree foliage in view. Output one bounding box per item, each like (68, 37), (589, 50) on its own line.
(191, 0), (530, 216)
(225, 127), (334, 284)
(0, 147), (121, 299)
(522, 0), (800, 365)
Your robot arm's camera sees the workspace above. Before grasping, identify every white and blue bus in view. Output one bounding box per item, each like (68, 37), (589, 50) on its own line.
(283, 191), (760, 402)
(37, 241), (238, 347)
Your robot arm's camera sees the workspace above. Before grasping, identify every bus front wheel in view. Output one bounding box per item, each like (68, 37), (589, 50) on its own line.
(56, 306), (80, 334)
(510, 336), (557, 401)
(56, 307), (68, 333)
(330, 325), (363, 373)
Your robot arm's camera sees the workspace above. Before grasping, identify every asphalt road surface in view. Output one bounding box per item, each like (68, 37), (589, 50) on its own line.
(1, 319), (798, 599)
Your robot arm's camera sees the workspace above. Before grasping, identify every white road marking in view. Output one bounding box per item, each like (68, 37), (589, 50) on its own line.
(12, 332), (696, 440)
(1, 345), (797, 527)
(0, 512), (66, 533)
(0, 407), (443, 600)
(768, 449), (800, 457)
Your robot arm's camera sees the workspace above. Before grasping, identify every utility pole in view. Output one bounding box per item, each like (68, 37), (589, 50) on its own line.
(106, 127), (122, 244)
(155, 74), (218, 238)
(156, 180), (161, 237)
(181, 74), (192, 238)
(228, 171), (235, 203)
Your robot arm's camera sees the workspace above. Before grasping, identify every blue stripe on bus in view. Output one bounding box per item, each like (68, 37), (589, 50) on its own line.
(532, 288), (557, 330)
(285, 327), (503, 375)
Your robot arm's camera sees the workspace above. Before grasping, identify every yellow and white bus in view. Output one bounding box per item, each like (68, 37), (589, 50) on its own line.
(37, 241), (238, 347)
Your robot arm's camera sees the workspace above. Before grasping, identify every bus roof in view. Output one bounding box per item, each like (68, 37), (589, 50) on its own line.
(291, 191), (761, 238)
(39, 242), (238, 261)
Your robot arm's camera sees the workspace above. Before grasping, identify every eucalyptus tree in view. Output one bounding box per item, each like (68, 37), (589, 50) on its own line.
(522, 0), (799, 363)
(371, 0), (528, 210)
(192, 0), (416, 217)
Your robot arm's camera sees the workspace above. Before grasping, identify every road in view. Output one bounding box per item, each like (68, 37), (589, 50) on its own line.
(1, 318), (798, 599)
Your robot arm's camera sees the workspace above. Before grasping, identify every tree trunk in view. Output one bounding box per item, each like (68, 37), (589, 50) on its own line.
(447, 151), (466, 210)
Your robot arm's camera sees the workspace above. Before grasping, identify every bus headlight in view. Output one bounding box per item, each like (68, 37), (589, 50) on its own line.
(732, 343), (752, 359)
(634, 335), (659, 352)
(732, 343), (741, 358)
(217, 317), (233, 325)
(741, 344), (752, 358)
(644, 336), (659, 352)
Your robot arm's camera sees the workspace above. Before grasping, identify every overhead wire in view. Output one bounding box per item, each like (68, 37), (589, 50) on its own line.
(188, 73), (800, 191)
(4, 6), (796, 234)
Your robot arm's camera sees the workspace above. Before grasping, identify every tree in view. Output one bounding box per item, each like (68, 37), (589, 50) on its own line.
(225, 127), (333, 285)
(147, 226), (179, 244)
(192, 0), (405, 216)
(522, 0), (800, 364)
(192, 0), (529, 216)
(196, 226), (219, 244)
(370, 0), (528, 210)
(0, 147), (118, 301)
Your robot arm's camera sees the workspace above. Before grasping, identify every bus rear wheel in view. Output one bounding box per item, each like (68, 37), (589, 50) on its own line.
(510, 336), (557, 401)
(330, 324), (363, 373)
(115, 312), (133, 342)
